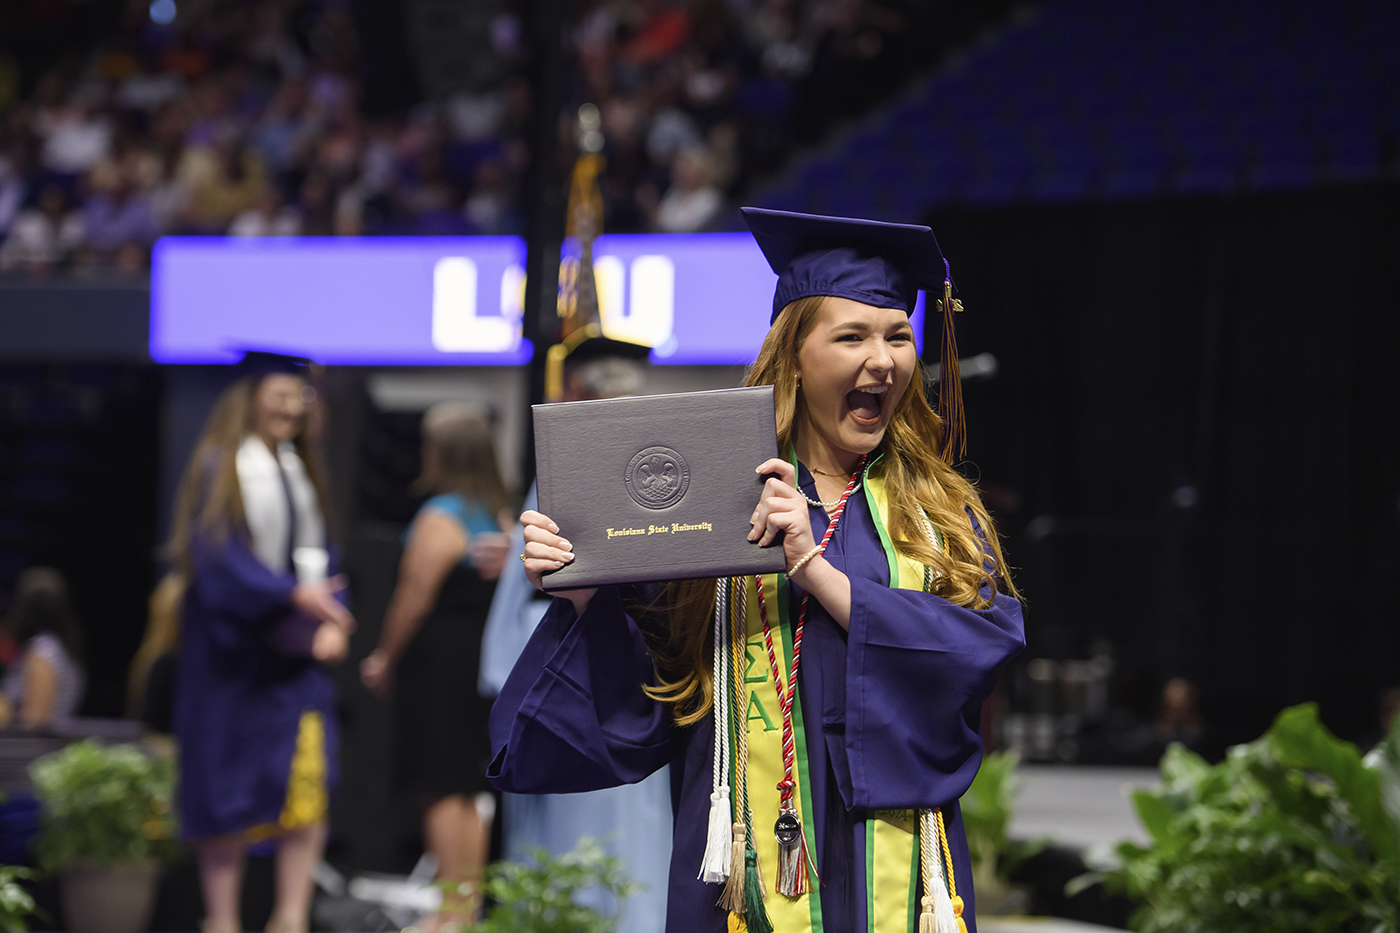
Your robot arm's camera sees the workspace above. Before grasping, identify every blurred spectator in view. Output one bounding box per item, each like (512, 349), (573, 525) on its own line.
(654, 146), (723, 231)
(251, 79), (315, 179)
(177, 131), (267, 233)
(462, 158), (517, 234)
(36, 86), (112, 177)
(126, 572), (185, 730)
(2, 0), (934, 264)
(230, 187), (302, 237)
(1361, 686), (1400, 750)
(80, 158), (159, 267)
(0, 183), (84, 273)
(1154, 676), (1205, 747)
(0, 567), (86, 730)
(0, 143), (35, 238)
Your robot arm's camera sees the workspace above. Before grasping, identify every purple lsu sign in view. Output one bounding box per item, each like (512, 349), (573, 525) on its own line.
(150, 234), (923, 366)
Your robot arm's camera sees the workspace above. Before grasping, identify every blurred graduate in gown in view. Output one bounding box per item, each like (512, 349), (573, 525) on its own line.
(171, 353), (355, 933)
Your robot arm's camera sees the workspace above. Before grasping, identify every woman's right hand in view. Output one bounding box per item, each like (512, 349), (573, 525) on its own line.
(291, 575), (356, 633)
(312, 622), (349, 664)
(521, 510), (596, 616)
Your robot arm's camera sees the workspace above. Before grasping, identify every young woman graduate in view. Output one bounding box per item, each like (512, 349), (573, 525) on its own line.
(171, 352), (355, 933)
(493, 209), (1026, 933)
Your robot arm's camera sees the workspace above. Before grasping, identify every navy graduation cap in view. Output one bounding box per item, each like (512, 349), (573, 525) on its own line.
(234, 350), (316, 379)
(740, 206), (968, 462)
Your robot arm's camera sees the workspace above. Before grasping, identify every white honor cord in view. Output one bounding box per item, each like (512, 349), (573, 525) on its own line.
(919, 808), (958, 933)
(699, 577), (733, 882)
(714, 576), (731, 787)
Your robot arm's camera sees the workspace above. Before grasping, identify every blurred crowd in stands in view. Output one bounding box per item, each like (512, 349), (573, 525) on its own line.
(0, 0), (942, 274)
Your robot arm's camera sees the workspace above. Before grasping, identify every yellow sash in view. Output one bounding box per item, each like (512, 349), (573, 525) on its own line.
(734, 466), (950, 933)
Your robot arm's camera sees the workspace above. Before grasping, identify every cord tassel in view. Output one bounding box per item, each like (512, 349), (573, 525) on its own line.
(701, 786), (734, 883)
(718, 822), (746, 911)
(937, 262), (965, 463)
(701, 578), (733, 883)
(742, 845), (773, 933)
(920, 808), (960, 933)
(952, 895), (969, 933)
(774, 814), (809, 896)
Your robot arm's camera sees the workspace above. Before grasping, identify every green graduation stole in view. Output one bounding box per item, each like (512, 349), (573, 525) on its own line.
(699, 461), (967, 933)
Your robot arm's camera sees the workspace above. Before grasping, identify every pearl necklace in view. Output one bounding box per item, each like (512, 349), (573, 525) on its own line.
(801, 467), (862, 509)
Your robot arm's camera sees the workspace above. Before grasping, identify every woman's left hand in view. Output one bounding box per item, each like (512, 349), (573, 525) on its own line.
(749, 458), (818, 572)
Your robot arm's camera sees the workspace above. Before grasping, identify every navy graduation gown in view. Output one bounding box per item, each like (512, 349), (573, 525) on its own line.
(489, 475), (1024, 932)
(174, 530), (341, 838)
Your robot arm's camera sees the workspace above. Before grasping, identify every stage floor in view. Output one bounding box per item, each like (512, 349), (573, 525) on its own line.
(1009, 765), (1158, 852)
(981, 918), (1130, 933)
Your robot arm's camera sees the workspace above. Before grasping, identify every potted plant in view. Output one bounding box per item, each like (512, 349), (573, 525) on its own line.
(30, 740), (177, 933)
(0, 865), (40, 932)
(456, 837), (638, 933)
(1078, 704), (1400, 932)
(959, 750), (1045, 914)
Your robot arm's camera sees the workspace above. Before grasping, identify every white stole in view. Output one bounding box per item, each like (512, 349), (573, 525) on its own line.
(235, 435), (326, 579)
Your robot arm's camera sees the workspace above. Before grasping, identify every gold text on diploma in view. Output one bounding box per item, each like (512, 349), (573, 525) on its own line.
(606, 521), (714, 540)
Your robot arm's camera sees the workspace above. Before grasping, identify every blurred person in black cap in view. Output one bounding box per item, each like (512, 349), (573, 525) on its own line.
(478, 332), (675, 933)
(498, 210), (1025, 933)
(359, 403), (511, 928)
(168, 351), (354, 933)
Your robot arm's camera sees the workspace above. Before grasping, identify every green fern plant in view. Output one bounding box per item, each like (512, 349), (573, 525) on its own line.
(29, 741), (178, 871)
(0, 866), (39, 933)
(1078, 704), (1400, 933)
(449, 837), (638, 933)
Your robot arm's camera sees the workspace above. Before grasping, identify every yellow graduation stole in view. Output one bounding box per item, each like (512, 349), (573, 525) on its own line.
(707, 466), (966, 933)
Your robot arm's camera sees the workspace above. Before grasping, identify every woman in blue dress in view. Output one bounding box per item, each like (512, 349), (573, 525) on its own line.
(361, 403), (511, 927)
(171, 353), (354, 933)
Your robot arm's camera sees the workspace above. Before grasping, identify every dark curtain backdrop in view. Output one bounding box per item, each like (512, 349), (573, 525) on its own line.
(925, 182), (1400, 746)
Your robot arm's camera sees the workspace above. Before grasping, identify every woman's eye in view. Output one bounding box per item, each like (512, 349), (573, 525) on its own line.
(836, 333), (861, 342)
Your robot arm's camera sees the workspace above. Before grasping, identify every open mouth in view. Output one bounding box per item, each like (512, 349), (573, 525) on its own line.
(845, 385), (887, 425)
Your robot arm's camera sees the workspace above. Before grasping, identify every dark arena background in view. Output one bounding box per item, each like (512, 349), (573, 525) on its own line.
(0, 0), (1397, 929)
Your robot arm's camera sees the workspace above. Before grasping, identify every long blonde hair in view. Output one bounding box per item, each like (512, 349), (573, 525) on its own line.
(169, 376), (334, 578)
(646, 296), (1020, 725)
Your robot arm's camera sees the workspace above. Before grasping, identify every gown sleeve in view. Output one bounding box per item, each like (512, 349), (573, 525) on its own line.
(841, 578), (1025, 811)
(190, 530), (296, 627)
(487, 585), (677, 794)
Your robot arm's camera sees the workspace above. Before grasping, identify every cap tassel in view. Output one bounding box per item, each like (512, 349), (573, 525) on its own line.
(937, 262), (966, 464)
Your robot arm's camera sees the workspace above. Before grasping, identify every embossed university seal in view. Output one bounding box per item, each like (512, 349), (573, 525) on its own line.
(625, 446), (690, 510)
